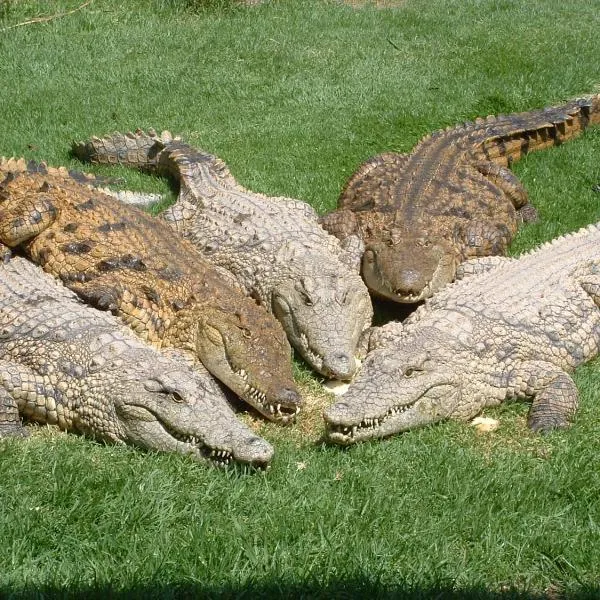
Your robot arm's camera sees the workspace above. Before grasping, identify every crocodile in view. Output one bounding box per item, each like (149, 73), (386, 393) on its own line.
(324, 222), (600, 444)
(71, 130), (374, 381)
(320, 93), (600, 303)
(0, 256), (274, 467)
(0, 163), (301, 423)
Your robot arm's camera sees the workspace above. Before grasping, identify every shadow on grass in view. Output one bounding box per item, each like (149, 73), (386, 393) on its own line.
(3, 579), (600, 600)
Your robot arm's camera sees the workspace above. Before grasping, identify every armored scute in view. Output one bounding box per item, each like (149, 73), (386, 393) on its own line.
(0, 163), (300, 423)
(72, 131), (374, 381)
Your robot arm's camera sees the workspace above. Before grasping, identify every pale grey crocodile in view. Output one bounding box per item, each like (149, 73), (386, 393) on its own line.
(72, 131), (374, 381)
(0, 257), (273, 467)
(325, 223), (600, 444)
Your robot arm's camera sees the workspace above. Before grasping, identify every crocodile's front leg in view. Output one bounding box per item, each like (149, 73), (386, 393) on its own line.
(0, 376), (29, 438)
(507, 360), (579, 432)
(458, 220), (513, 258)
(319, 208), (359, 242)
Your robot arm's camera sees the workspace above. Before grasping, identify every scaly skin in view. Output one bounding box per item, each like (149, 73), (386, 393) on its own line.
(324, 223), (600, 444)
(0, 257), (273, 467)
(72, 131), (373, 381)
(321, 94), (600, 303)
(0, 166), (301, 423)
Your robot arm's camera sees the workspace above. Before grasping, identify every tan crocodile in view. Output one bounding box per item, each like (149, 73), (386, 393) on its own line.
(0, 256), (274, 467)
(0, 161), (301, 423)
(320, 93), (600, 303)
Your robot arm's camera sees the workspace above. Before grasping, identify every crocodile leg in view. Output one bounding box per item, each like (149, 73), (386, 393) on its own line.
(579, 272), (600, 306)
(508, 360), (579, 432)
(474, 161), (538, 222)
(0, 380), (28, 438)
(338, 152), (410, 211)
(319, 208), (360, 242)
(458, 220), (513, 258)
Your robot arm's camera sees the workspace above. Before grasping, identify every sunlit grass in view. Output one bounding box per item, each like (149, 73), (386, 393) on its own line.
(1, 0), (600, 597)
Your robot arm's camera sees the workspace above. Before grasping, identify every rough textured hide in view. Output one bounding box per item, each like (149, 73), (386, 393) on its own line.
(320, 94), (600, 303)
(0, 257), (273, 467)
(72, 130), (374, 381)
(325, 223), (600, 444)
(0, 165), (300, 423)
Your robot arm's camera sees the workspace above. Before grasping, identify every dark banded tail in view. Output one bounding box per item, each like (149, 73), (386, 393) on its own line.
(472, 94), (600, 166)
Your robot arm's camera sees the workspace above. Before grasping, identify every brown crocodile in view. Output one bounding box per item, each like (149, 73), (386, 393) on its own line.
(0, 161), (301, 423)
(320, 93), (600, 303)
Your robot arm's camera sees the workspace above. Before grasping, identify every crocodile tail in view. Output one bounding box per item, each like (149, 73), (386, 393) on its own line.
(72, 129), (241, 193)
(473, 93), (600, 166)
(71, 129), (175, 172)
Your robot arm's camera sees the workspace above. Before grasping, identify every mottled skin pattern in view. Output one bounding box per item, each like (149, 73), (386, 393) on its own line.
(72, 131), (374, 381)
(0, 167), (301, 423)
(0, 257), (273, 467)
(325, 223), (600, 444)
(321, 94), (600, 303)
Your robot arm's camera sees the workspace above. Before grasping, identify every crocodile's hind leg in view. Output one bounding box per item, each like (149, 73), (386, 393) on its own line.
(0, 182), (59, 247)
(474, 161), (538, 222)
(508, 360), (579, 432)
(0, 386), (28, 438)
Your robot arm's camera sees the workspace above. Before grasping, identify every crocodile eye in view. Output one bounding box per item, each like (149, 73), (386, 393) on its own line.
(404, 367), (423, 378)
(169, 391), (185, 403)
(301, 292), (313, 307)
(240, 327), (251, 339)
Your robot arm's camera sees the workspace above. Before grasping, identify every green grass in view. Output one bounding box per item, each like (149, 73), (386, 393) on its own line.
(2, 0), (600, 597)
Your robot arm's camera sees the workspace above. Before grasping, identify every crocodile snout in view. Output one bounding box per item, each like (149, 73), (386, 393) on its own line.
(323, 351), (356, 381)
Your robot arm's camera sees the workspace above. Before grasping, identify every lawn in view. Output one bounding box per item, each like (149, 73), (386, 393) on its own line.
(1, 0), (600, 598)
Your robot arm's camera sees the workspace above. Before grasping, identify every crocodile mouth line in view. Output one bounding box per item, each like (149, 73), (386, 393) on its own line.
(327, 400), (416, 441)
(234, 367), (300, 423)
(273, 294), (326, 370)
(164, 423), (235, 467)
(298, 332), (325, 370)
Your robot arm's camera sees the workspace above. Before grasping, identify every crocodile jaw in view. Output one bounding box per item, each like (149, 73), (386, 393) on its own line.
(193, 311), (302, 424)
(324, 384), (459, 444)
(113, 359), (275, 467)
(323, 343), (463, 444)
(118, 404), (273, 467)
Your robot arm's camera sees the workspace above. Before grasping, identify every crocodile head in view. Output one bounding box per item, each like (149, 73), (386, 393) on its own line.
(324, 327), (479, 444)
(193, 305), (302, 423)
(272, 274), (373, 380)
(87, 338), (274, 467)
(361, 235), (457, 303)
